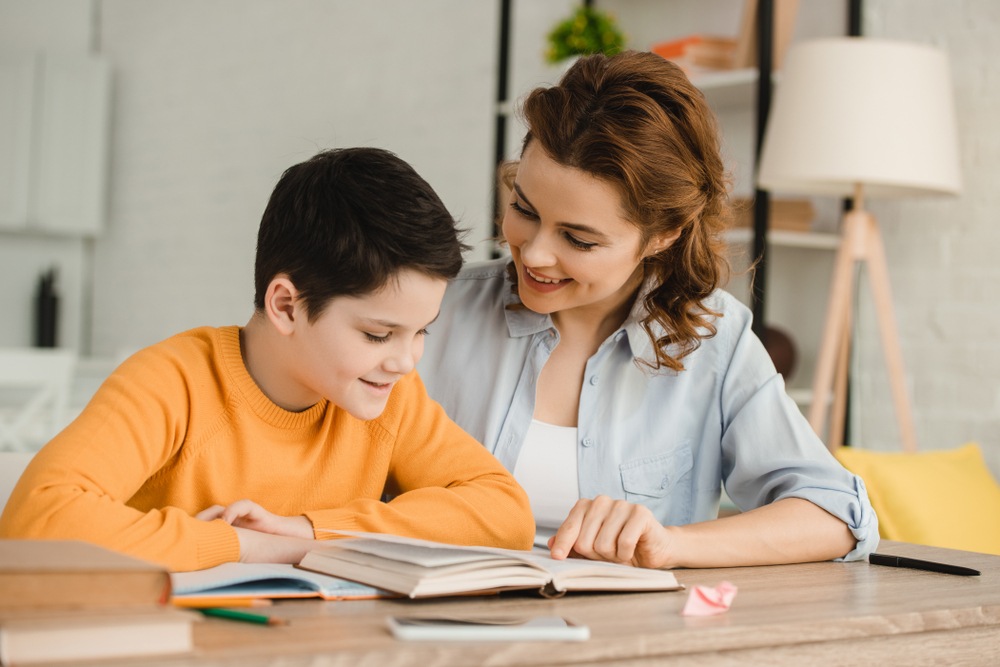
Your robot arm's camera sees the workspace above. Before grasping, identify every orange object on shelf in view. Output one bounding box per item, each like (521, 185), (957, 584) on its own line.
(651, 35), (703, 60)
(652, 34), (738, 70)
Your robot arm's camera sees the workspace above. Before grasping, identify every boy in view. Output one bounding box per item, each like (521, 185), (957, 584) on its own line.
(0, 148), (534, 571)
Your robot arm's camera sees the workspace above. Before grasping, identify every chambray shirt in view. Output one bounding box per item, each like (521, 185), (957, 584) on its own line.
(418, 259), (878, 561)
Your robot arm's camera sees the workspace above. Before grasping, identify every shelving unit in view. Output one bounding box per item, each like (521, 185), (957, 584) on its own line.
(688, 1), (858, 413)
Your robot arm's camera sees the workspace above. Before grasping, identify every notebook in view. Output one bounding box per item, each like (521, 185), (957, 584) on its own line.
(170, 562), (389, 605)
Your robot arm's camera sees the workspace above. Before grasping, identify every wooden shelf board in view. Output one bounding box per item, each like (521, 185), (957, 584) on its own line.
(725, 227), (841, 250)
(690, 67), (781, 109)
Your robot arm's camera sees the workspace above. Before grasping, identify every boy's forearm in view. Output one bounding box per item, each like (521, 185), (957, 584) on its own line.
(0, 477), (241, 571)
(305, 474), (534, 549)
(234, 526), (319, 564)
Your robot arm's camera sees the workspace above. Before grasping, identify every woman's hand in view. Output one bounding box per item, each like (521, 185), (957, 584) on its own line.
(195, 499), (314, 539)
(548, 495), (675, 569)
(550, 497), (857, 569)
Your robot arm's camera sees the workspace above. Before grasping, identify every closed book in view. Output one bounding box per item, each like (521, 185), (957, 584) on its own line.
(651, 35), (737, 71)
(0, 607), (195, 665)
(685, 37), (738, 69)
(299, 531), (683, 599)
(651, 34), (704, 60)
(0, 540), (171, 611)
(732, 197), (815, 233)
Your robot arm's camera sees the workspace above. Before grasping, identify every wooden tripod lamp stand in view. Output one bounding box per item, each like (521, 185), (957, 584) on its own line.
(756, 37), (962, 451)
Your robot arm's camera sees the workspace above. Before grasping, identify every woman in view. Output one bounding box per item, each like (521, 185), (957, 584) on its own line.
(418, 51), (877, 569)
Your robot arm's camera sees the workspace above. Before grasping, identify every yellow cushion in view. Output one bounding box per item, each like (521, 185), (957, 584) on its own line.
(835, 442), (1000, 555)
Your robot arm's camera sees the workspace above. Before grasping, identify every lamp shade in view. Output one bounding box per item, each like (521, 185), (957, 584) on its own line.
(757, 37), (961, 198)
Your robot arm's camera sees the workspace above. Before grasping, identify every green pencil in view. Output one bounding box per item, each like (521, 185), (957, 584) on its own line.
(200, 607), (287, 626)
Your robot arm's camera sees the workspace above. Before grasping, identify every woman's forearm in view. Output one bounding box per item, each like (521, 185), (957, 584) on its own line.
(665, 497), (857, 569)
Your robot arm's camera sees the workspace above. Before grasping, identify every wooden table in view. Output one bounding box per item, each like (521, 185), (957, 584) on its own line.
(126, 542), (1000, 666)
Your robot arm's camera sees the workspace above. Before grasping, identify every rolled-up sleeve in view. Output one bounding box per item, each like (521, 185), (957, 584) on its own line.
(719, 312), (880, 561)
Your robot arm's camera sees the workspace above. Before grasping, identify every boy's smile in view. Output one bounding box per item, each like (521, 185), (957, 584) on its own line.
(252, 269), (447, 419)
(297, 269), (446, 419)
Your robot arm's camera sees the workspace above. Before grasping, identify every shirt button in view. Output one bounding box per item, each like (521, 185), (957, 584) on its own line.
(589, 375), (599, 386)
(582, 438), (594, 448)
(659, 476), (669, 489)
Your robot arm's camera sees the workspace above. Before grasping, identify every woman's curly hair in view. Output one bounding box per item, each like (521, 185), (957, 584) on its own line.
(506, 50), (733, 372)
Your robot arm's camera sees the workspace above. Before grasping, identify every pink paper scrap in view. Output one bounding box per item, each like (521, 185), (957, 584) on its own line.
(680, 581), (738, 616)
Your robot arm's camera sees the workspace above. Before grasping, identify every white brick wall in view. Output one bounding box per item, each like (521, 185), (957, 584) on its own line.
(3, 0), (999, 481)
(0, 0), (500, 354)
(855, 0), (1000, 476)
(88, 0), (499, 356)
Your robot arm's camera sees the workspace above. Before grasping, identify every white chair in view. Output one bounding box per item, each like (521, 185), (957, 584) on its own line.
(0, 451), (34, 513)
(0, 348), (76, 452)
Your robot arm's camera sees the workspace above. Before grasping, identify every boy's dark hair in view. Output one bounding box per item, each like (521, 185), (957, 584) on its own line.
(254, 147), (468, 320)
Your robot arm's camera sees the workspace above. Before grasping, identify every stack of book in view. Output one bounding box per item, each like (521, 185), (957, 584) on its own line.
(731, 197), (816, 233)
(0, 540), (195, 665)
(651, 35), (739, 70)
(651, 0), (801, 73)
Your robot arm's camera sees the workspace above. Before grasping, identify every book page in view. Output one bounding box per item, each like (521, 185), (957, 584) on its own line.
(320, 530), (551, 567)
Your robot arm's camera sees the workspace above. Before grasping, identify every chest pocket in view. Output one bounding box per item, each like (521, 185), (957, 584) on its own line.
(619, 442), (694, 525)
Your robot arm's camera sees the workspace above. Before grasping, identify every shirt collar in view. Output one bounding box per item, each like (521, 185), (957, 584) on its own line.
(501, 282), (555, 337)
(620, 276), (657, 362)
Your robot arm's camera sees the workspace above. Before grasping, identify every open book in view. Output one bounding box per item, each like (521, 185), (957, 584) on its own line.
(170, 563), (390, 605)
(298, 532), (683, 599)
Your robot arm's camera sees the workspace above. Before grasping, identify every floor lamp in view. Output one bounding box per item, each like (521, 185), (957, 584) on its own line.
(756, 38), (961, 452)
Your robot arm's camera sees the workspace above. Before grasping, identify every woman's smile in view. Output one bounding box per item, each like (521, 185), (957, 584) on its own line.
(523, 265), (571, 292)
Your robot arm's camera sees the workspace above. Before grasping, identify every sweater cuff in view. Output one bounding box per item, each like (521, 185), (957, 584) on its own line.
(303, 509), (361, 540)
(194, 519), (241, 569)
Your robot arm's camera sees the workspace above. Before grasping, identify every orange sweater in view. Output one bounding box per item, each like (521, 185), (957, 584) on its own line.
(0, 327), (533, 571)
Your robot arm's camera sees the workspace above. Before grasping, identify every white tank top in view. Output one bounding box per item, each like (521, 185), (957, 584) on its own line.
(513, 419), (580, 547)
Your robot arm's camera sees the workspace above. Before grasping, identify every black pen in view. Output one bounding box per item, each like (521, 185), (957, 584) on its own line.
(869, 553), (980, 576)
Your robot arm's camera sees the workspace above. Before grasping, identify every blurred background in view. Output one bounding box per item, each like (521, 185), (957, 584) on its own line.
(1, 1), (997, 474)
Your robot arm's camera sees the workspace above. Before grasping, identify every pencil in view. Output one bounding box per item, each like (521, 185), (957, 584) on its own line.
(174, 598), (274, 609)
(199, 607), (287, 626)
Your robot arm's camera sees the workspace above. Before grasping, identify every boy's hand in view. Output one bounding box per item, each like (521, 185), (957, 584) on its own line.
(232, 527), (318, 564)
(195, 499), (314, 539)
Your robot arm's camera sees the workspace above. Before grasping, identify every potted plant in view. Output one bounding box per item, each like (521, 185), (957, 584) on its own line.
(545, 5), (626, 64)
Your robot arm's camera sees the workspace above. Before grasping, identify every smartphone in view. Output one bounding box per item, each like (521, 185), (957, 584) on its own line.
(385, 615), (590, 642)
